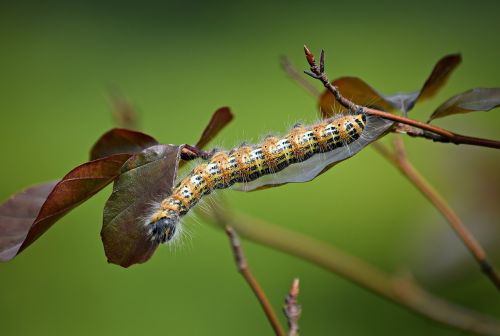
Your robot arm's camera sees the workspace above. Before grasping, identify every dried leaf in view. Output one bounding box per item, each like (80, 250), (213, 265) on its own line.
(101, 144), (182, 267)
(428, 88), (500, 122)
(195, 107), (233, 149)
(90, 128), (159, 160)
(318, 54), (461, 116)
(0, 154), (131, 261)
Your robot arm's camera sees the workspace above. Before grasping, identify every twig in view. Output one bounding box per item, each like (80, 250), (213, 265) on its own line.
(283, 278), (301, 336)
(180, 144), (213, 161)
(394, 123), (452, 143)
(366, 108), (500, 148)
(225, 226), (286, 336)
(373, 137), (500, 290)
(302, 46), (500, 149)
(280, 56), (321, 97)
(206, 209), (500, 336)
(302, 45), (500, 289)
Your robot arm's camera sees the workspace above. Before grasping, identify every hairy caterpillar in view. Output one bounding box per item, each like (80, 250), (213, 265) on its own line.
(147, 109), (391, 244)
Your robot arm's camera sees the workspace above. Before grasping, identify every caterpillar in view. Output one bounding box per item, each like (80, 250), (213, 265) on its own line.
(146, 109), (392, 244)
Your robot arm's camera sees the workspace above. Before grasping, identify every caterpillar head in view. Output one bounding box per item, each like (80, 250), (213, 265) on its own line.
(147, 213), (179, 244)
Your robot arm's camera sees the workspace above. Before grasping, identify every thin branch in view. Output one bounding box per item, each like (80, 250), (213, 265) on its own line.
(302, 45), (500, 289)
(373, 137), (500, 290)
(205, 209), (500, 336)
(365, 107), (500, 148)
(394, 123), (454, 143)
(302, 46), (500, 149)
(225, 226), (286, 336)
(180, 144), (213, 161)
(283, 278), (301, 336)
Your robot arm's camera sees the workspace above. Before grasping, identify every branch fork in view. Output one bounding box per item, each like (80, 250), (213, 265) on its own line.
(301, 45), (500, 290)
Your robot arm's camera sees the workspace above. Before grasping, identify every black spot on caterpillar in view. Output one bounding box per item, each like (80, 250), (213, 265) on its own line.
(147, 111), (392, 244)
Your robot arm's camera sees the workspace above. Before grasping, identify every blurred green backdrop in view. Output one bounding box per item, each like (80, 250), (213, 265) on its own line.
(1, 1), (499, 335)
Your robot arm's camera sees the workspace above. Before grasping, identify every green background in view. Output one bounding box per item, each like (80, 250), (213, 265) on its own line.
(1, 1), (499, 335)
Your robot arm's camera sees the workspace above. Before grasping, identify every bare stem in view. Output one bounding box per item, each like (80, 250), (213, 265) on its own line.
(205, 209), (500, 336)
(372, 138), (500, 290)
(283, 278), (301, 336)
(302, 46), (500, 149)
(365, 108), (500, 149)
(180, 144), (213, 161)
(225, 226), (286, 336)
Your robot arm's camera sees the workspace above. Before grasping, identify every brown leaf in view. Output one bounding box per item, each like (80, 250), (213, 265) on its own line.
(418, 53), (462, 101)
(428, 88), (500, 122)
(90, 128), (159, 160)
(195, 107), (233, 149)
(101, 144), (182, 268)
(0, 154), (131, 261)
(0, 182), (57, 261)
(319, 77), (395, 118)
(318, 54), (461, 116)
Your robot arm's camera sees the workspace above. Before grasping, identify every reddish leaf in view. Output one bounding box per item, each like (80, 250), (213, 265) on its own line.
(0, 154), (131, 261)
(428, 88), (500, 122)
(90, 128), (159, 160)
(0, 182), (57, 261)
(101, 144), (182, 267)
(319, 77), (395, 118)
(418, 54), (462, 100)
(318, 54), (461, 117)
(195, 107), (233, 149)
(384, 53), (462, 112)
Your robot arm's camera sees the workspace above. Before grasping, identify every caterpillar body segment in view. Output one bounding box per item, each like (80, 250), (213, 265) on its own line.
(147, 112), (379, 244)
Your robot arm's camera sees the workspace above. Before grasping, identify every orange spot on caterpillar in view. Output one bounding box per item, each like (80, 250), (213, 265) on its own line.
(261, 136), (279, 172)
(147, 112), (384, 245)
(160, 201), (179, 212)
(287, 126), (306, 160)
(234, 146), (252, 182)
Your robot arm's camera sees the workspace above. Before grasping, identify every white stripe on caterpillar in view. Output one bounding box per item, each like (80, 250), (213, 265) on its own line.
(146, 111), (392, 244)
